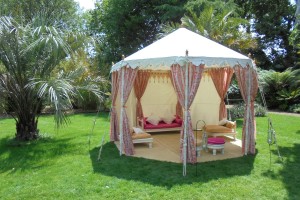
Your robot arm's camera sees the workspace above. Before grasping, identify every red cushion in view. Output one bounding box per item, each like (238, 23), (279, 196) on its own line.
(174, 115), (183, 125)
(207, 138), (225, 144)
(174, 118), (182, 125)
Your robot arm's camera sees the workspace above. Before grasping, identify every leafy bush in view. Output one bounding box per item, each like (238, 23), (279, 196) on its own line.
(227, 76), (242, 100)
(258, 68), (300, 110)
(288, 104), (300, 113)
(0, 97), (6, 114)
(228, 103), (244, 119)
(255, 103), (267, 116)
(102, 96), (112, 112)
(229, 103), (266, 120)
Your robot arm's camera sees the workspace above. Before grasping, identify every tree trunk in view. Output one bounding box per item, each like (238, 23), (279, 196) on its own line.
(15, 115), (39, 141)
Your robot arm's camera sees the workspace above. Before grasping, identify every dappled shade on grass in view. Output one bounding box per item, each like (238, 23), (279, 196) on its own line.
(89, 142), (255, 188)
(278, 143), (300, 200)
(0, 136), (74, 173)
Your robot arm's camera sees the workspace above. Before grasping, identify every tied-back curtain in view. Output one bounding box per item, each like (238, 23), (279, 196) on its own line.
(110, 71), (119, 141)
(209, 67), (234, 120)
(234, 65), (258, 154)
(134, 71), (150, 120)
(118, 67), (138, 155)
(171, 63), (204, 164)
(168, 72), (183, 117)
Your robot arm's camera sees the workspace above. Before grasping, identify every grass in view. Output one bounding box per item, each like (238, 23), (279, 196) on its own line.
(0, 113), (299, 200)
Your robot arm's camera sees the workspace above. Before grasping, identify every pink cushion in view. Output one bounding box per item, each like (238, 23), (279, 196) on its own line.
(146, 114), (161, 125)
(174, 115), (183, 125)
(142, 115), (182, 129)
(144, 121), (182, 129)
(161, 115), (176, 124)
(207, 138), (225, 144)
(143, 117), (149, 124)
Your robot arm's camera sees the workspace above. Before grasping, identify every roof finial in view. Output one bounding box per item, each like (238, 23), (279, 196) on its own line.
(185, 50), (189, 56)
(248, 53), (253, 59)
(122, 55), (125, 60)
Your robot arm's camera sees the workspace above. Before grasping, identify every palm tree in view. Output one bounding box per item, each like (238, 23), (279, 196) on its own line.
(159, 0), (256, 53)
(0, 16), (106, 140)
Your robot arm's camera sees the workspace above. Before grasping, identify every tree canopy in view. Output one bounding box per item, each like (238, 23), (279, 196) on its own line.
(234, 0), (297, 70)
(0, 0), (82, 29)
(89, 0), (188, 76)
(89, 0), (298, 75)
(167, 0), (257, 54)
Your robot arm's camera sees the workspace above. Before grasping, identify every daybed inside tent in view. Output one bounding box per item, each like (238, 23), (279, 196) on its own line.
(110, 28), (258, 176)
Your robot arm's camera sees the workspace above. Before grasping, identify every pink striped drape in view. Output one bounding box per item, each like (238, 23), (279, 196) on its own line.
(110, 71), (119, 141)
(168, 72), (183, 117)
(209, 67), (234, 120)
(134, 71), (150, 120)
(119, 67), (138, 155)
(171, 63), (204, 164)
(176, 102), (183, 118)
(234, 65), (258, 154)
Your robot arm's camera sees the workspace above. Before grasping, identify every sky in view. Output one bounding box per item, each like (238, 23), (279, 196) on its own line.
(75, 0), (95, 10)
(75, 0), (297, 10)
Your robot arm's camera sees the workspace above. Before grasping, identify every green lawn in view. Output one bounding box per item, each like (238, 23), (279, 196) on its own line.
(0, 113), (299, 200)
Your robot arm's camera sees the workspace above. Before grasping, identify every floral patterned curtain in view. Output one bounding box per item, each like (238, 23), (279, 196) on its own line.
(110, 71), (119, 141)
(234, 65), (258, 154)
(209, 67), (234, 120)
(171, 63), (204, 165)
(119, 67), (138, 155)
(134, 70), (151, 120)
(168, 72), (183, 117)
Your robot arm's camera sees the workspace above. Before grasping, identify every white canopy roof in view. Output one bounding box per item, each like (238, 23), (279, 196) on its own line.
(111, 28), (252, 72)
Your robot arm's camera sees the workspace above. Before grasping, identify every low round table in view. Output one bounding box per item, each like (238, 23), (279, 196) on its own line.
(207, 138), (225, 155)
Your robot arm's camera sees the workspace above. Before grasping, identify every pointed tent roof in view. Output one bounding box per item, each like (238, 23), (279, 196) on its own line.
(111, 28), (252, 72)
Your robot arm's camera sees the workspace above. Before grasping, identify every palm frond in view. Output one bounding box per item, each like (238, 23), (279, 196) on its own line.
(27, 77), (77, 128)
(77, 75), (108, 101)
(181, 15), (200, 34)
(23, 25), (72, 56)
(157, 22), (180, 39)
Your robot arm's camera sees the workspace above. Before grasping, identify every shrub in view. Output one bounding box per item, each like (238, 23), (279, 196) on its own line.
(258, 68), (300, 110)
(255, 103), (267, 116)
(102, 97), (112, 112)
(229, 103), (266, 120)
(229, 103), (245, 119)
(288, 104), (300, 113)
(74, 90), (100, 110)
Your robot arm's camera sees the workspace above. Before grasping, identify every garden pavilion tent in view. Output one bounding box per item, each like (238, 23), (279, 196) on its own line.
(110, 28), (258, 176)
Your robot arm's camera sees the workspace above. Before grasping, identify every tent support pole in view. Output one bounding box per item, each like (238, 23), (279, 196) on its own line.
(119, 66), (125, 156)
(245, 66), (252, 155)
(183, 54), (189, 176)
